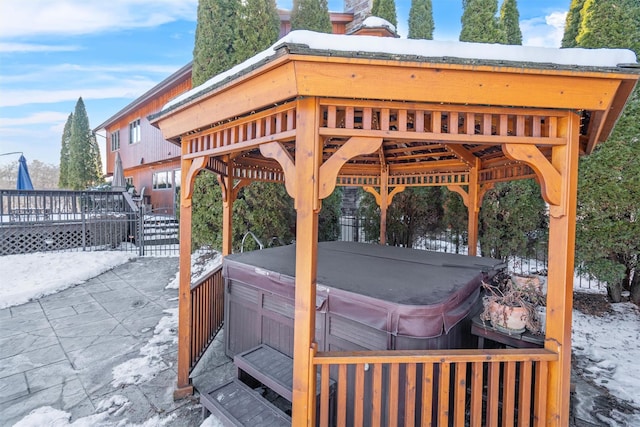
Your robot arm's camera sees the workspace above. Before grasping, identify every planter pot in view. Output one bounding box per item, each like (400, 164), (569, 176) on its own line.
(536, 306), (546, 334)
(486, 301), (528, 334)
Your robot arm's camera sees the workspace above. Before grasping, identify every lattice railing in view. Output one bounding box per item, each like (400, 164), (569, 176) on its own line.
(318, 99), (568, 146)
(184, 103), (297, 158)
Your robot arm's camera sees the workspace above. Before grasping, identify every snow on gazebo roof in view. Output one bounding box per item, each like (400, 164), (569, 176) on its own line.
(161, 30), (638, 115)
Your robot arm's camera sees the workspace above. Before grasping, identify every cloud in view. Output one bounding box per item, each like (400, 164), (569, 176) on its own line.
(0, 43), (81, 53)
(0, 0), (198, 39)
(521, 11), (567, 48)
(0, 63), (181, 85)
(0, 79), (158, 107)
(0, 111), (71, 127)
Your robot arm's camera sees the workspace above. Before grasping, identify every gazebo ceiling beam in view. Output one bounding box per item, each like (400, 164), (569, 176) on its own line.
(447, 145), (478, 167)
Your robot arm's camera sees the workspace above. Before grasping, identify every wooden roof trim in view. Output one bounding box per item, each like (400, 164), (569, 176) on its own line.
(152, 48), (638, 130)
(285, 51), (640, 79)
(586, 77), (638, 153)
(150, 53), (293, 127)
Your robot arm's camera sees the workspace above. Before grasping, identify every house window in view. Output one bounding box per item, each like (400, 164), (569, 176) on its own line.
(110, 130), (120, 151)
(125, 177), (133, 187)
(129, 119), (141, 144)
(174, 170), (181, 192)
(152, 171), (172, 190)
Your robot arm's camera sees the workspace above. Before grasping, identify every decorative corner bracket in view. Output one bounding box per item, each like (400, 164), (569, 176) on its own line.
(183, 156), (208, 201)
(502, 144), (562, 210)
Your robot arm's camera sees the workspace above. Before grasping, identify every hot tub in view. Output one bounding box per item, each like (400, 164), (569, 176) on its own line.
(223, 241), (505, 358)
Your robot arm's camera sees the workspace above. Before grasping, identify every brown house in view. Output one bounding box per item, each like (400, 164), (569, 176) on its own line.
(94, 9), (360, 214)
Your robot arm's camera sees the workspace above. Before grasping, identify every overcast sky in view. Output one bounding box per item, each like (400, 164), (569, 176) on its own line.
(0, 0), (570, 168)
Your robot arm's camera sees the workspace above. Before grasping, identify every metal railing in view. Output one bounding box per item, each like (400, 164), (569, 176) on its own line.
(0, 190), (183, 257)
(1, 189), (138, 255)
(338, 215), (600, 290)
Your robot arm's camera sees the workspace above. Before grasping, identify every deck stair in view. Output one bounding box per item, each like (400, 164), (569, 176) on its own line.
(141, 214), (179, 246)
(200, 344), (334, 426)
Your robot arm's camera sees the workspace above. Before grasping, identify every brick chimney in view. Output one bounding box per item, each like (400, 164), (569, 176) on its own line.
(344, 0), (372, 33)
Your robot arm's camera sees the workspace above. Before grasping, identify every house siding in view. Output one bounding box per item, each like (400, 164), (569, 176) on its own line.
(100, 7), (364, 212)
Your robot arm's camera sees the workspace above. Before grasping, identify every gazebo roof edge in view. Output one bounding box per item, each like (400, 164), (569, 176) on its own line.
(149, 30), (639, 126)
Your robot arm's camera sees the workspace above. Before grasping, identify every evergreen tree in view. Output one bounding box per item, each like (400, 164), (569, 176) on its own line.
(572, 0), (640, 303)
(67, 97), (102, 190)
(479, 179), (547, 261)
(192, 0), (241, 86)
(576, 0), (640, 53)
(442, 188), (468, 254)
(191, 0), (241, 251)
(561, 0), (586, 47)
(499, 0), (522, 45)
(234, 0), (280, 63)
(191, 172), (249, 251)
(408, 0), (434, 40)
(459, 0), (504, 43)
(290, 0), (333, 33)
(89, 133), (103, 184)
(371, 0), (398, 27)
(319, 187), (343, 242)
(58, 113), (73, 188)
(359, 187), (444, 248)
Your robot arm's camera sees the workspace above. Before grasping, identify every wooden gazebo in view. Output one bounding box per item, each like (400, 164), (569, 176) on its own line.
(152, 31), (638, 426)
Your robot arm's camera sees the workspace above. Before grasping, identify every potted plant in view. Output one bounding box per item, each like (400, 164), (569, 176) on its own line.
(480, 271), (546, 335)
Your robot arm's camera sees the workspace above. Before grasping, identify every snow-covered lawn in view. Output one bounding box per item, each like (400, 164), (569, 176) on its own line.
(2, 250), (638, 426)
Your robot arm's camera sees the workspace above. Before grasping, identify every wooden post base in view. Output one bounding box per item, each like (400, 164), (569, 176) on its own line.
(173, 384), (194, 401)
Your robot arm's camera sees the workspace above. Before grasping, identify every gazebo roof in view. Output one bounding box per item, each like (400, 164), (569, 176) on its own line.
(160, 32), (640, 422)
(151, 31), (639, 190)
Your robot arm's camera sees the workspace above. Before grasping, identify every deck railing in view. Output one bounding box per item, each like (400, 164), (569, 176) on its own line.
(313, 348), (557, 427)
(190, 265), (224, 370)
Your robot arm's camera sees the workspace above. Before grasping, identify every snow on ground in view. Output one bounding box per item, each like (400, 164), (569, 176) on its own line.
(13, 405), (178, 427)
(4, 250), (639, 425)
(0, 251), (135, 309)
(572, 302), (640, 425)
(165, 249), (222, 290)
(111, 307), (177, 388)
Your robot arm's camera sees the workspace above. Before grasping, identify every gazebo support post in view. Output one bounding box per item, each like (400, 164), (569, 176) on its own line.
(447, 160), (482, 256)
(291, 97), (321, 426)
(218, 158), (247, 257)
(544, 114), (580, 425)
(379, 173), (388, 245)
(174, 154), (206, 400)
(467, 161), (480, 256)
(502, 113), (580, 425)
(363, 175), (405, 246)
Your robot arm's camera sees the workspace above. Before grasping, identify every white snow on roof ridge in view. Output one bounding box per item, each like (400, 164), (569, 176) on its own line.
(162, 30), (637, 112)
(361, 16), (396, 33)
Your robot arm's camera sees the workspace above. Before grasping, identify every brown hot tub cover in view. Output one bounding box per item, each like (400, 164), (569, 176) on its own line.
(224, 242), (505, 341)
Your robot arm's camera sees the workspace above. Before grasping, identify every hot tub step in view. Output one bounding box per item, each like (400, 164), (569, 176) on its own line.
(234, 344), (295, 401)
(200, 379), (291, 426)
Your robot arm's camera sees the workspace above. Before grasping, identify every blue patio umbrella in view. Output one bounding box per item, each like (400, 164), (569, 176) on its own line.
(17, 155), (34, 190)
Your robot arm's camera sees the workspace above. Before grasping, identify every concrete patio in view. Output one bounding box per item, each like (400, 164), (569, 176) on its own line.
(0, 257), (233, 426)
